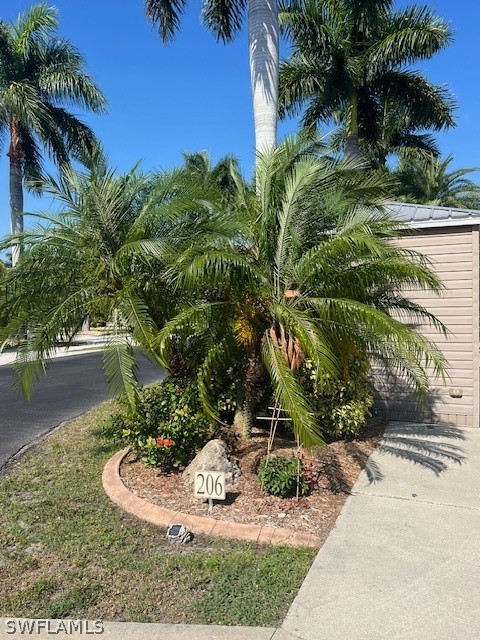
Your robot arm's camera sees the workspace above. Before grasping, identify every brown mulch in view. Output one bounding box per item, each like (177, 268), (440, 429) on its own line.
(120, 419), (386, 546)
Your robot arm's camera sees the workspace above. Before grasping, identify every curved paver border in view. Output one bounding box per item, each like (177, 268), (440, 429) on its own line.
(102, 449), (321, 548)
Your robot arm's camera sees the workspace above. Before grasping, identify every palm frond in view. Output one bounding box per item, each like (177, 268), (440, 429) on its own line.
(102, 332), (140, 408)
(201, 0), (247, 42)
(13, 3), (58, 55)
(145, 0), (188, 43)
(262, 333), (326, 448)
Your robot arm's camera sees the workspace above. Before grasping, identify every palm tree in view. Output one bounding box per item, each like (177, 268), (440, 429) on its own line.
(156, 138), (447, 444)
(393, 154), (480, 209)
(1, 139), (447, 446)
(145, 0), (279, 155)
(329, 100), (441, 168)
(0, 3), (106, 265)
(0, 153), (217, 404)
(181, 151), (242, 200)
(279, 0), (455, 161)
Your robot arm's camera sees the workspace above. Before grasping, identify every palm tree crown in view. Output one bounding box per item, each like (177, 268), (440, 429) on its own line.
(156, 139), (447, 444)
(0, 3), (106, 265)
(279, 0), (455, 162)
(394, 154), (480, 210)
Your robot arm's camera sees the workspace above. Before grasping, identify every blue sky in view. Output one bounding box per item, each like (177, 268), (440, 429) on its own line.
(1, 0), (479, 238)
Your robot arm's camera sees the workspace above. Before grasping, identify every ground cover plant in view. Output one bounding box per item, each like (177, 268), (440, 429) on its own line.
(0, 403), (315, 626)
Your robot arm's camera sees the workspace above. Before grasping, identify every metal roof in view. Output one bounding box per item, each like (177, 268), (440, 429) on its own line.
(386, 202), (480, 229)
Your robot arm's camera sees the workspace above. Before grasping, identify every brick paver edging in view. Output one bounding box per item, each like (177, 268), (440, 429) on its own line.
(102, 448), (321, 548)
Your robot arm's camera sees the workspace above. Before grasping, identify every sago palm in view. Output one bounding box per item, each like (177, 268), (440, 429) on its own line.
(156, 137), (447, 446)
(0, 3), (106, 265)
(279, 0), (454, 162)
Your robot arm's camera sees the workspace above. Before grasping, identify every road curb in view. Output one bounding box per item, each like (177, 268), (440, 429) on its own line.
(102, 449), (322, 548)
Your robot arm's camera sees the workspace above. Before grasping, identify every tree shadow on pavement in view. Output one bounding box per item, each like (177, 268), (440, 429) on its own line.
(364, 422), (467, 483)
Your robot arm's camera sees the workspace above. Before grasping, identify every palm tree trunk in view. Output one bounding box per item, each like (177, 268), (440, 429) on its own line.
(8, 120), (24, 267)
(233, 351), (265, 439)
(345, 91), (361, 160)
(248, 0), (279, 156)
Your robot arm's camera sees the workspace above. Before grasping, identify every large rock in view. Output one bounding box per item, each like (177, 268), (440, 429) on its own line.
(183, 439), (241, 488)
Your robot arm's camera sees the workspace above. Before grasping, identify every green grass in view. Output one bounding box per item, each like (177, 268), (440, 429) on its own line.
(0, 402), (315, 625)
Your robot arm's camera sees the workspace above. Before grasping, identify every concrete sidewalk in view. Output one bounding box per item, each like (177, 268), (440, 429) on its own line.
(0, 332), (110, 367)
(2, 422), (480, 639)
(281, 422), (480, 640)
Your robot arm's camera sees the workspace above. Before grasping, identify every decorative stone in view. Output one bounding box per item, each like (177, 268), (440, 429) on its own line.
(183, 439), (241, 488)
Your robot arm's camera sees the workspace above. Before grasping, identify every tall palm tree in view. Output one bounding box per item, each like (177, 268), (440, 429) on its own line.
(393, 154), (480, 209)
(145, 0), (279, 155)
(0, 3), (106, 265)
(279, 0), (455, 161)
(156, 138), (447, 443)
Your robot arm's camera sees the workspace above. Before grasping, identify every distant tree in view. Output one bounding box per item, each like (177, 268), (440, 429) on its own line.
(279, 0), (454, 162)
(393, 154), (480, 209)
(0, 3), (106, 265)
(181, 151), (242, 199)
(329, 100), (441, 168)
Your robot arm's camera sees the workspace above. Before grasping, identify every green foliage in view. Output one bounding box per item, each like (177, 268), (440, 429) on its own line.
(279, 0), (455, 164)
(393, 153), (480, 210)
(103, 378), (213, 469)
(302, 355), (373, 439)
(0, 4), (106, 177)
(3, 140), (447, 450)
(158, 138), (446, 447)
(258, 455), (310, 497)
(0, 401), (315, 625)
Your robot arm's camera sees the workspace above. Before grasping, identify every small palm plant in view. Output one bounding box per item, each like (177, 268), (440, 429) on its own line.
(1, 139), (447, 448)
(156, 137), (447, 446)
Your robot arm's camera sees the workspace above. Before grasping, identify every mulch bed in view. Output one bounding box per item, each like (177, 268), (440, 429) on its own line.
(120, 419), (386, 545)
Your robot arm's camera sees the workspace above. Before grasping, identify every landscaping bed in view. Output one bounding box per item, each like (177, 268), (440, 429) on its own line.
(121, 419), (385, 544)
(0, 403), (316, 626)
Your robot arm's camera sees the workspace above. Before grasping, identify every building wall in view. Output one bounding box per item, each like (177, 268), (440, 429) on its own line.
(372, 225), (479, 427)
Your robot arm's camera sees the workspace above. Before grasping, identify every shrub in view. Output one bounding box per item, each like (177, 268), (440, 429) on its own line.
(302, 355), (373, 439)
(257, 455), (310, 498)
(103, 378), (214, 469)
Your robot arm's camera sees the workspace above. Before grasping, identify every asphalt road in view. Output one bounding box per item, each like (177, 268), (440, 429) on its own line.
(0, 351), (164, 469)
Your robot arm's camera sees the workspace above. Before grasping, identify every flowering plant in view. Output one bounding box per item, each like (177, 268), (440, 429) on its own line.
(156, 437), (175, 447)
(102, 378), (213, 469)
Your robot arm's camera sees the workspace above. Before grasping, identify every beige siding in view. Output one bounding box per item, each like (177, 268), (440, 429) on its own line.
(372, 226), (479, 427)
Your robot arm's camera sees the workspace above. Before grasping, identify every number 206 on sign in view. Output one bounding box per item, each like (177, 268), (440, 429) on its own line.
(194, 471), (226, 500)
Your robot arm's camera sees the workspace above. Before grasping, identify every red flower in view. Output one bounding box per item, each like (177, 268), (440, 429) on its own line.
(156, 437), (175, 448)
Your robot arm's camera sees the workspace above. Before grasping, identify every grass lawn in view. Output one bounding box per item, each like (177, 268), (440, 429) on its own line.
(0, 403), (315, 626)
